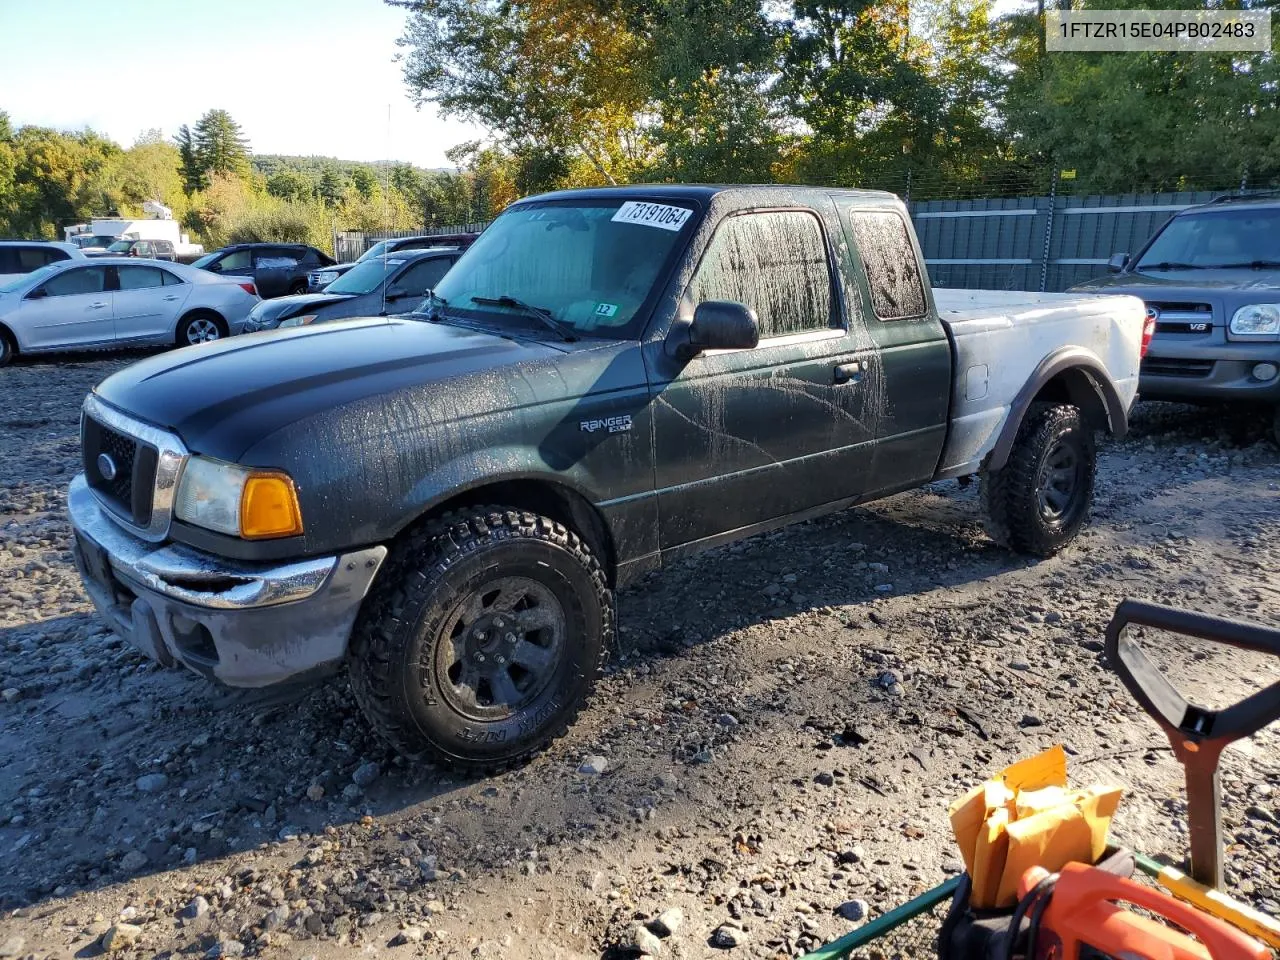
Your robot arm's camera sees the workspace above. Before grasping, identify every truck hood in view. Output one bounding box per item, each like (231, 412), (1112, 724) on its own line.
(1073, 267), (1280, 295)
(93, 316), (570, 459)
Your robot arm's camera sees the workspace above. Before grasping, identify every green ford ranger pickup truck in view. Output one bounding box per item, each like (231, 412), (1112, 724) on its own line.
(69, 185), (1148, 770)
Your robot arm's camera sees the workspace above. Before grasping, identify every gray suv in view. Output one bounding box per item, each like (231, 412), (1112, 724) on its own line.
(1072, 195), (1280, 441)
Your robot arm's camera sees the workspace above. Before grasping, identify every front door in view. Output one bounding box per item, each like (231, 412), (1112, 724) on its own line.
(648, 207), (880, 550)
(113, 264), (188, 342)
(18, 265), (114, 350)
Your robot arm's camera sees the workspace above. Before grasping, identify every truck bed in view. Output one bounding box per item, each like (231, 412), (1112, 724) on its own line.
(933, 288), (1146, 479)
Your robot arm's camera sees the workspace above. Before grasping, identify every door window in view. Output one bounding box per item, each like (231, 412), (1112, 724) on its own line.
(256, 249), (301, 269)
(118, 266), (168, 290)
(395, 257), (454, 296)
(687, 211), (835, 339)
(219, 249), (252, 270)
(133, 241), (154, 257)
(846, 211), (927, 321)
(39, 267), (107, 297)
(17, 246), (63, 270)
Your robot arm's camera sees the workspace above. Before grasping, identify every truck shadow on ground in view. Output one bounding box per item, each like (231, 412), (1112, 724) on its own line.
(0, 481), (1023, 912)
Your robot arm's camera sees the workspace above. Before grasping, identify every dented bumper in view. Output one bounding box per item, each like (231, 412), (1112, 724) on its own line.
(68, 474), (386, 687)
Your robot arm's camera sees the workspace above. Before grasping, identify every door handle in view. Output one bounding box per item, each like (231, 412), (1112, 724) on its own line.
(833, 362), (863, 386)
(162, 295), (180, 301)
(90, 302), (109, 309)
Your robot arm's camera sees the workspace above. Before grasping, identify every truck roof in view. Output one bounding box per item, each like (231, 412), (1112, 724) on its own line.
(519, 183), (901, 205)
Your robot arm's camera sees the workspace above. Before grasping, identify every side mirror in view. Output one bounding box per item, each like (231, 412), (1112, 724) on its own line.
(666, 301), (761, 359)
(384, 285), (407, 301)
(1108, 253), (1130, 273)
(25, 287), (47, 300)
(205, 261), (222, 273)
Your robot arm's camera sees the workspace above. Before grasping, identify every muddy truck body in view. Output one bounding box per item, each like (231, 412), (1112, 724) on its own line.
(68, 185), (1148, 769)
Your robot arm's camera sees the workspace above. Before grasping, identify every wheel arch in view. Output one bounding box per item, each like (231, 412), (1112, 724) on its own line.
(396, 476), (619, 588)
(0, 319), (18, 354)
(987, 349), (1127, 473)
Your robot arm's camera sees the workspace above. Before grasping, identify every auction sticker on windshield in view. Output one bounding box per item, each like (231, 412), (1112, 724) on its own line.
(612, 201), (693, 232)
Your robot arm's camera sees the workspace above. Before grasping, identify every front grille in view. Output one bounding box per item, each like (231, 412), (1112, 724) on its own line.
(83, 416), (157, 526)
(1141, 356), (1215, 378)
(1149, 301), (1214, 335)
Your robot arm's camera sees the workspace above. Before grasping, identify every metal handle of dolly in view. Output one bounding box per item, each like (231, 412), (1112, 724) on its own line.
(1104, 599), (1280, 890)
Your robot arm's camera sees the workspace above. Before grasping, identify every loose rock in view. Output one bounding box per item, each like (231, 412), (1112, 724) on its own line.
(102, 924), (142, 951)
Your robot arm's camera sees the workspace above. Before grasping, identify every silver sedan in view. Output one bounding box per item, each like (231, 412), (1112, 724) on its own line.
(0, 257), (261, 366)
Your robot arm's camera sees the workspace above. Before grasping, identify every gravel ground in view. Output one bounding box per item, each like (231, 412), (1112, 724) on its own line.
(0, 353), (1278, 960)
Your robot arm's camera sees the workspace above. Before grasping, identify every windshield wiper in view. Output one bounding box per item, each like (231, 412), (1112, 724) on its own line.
(471, 295), (578, 342)
(1210, 260), (1280, 270)
(1139, 261), (1206, 271)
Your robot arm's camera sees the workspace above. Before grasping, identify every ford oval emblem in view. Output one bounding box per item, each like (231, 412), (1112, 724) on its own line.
(97, 453), (118, 481)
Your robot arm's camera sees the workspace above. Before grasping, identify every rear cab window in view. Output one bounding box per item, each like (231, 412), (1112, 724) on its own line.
(846, 210), (928, 321)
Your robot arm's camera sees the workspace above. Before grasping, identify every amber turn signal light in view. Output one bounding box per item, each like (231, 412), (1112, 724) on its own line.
(240, 472), (304, 539)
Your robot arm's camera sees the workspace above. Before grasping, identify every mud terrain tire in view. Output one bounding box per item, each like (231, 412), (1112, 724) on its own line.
(981, 403), (1096, 557)
(349, 506), (613, 772)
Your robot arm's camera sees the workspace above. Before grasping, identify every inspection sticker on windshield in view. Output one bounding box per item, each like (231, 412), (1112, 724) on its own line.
(612, 201), (692, 232)
(595, 303), (619, 318)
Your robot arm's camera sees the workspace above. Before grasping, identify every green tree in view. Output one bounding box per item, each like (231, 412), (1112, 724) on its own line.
(174, 123), (207, 193)
(266, 169), (315, 202)
(317, 165), (345, 206)
(193, 109), (250, 179)
(1001, 0), (1280, 193)
(350, 165), (379, 199)
(392, 0), (651, 185)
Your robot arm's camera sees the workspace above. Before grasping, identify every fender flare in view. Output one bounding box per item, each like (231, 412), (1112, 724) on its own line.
(987, 347), (1129, 474)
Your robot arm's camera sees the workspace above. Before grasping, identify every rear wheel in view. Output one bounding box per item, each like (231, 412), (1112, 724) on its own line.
(981, 403), (1096, 557)
(176, 311), (227, 346)
(288, 281), (308, 296)
(348, 506), (613, 771)
(0, 328), (14, 367)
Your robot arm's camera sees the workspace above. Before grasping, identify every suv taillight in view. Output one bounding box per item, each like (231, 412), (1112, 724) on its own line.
(1140, 312), (1156, 358)
(239, 282), (258, 297)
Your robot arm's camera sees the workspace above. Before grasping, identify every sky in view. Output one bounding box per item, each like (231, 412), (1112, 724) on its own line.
(0, 0), (485, 168)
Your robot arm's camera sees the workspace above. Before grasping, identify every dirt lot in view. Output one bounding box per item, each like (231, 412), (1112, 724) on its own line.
(1, 354), (1278, 960)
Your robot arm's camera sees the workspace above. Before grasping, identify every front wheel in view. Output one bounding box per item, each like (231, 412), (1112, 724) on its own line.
(0, 329), (14, 367)
(348, 507), (613, 771)
(981, 403), (1096, 557)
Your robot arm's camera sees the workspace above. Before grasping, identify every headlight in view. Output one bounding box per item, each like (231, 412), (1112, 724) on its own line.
(315, 272), (338, 286)
(280, 314), (317, 328)
(1230, 303), (1280, 337)
(174, 456), (303, 539)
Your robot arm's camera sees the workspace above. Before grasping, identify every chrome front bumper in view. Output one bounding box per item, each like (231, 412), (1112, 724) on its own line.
(68, 474), (387, 687)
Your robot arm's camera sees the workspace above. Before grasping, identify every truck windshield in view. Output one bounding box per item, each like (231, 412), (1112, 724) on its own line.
(326, 257), (407, 295)
(431, 199), (695, 338)
(107, 241), (133, 253)
(1136, 208), (1280, 270)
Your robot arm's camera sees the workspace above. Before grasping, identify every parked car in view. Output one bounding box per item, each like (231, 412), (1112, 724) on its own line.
(192, 243), (335, 298)
(1072, 194), (1280, 442)
(99, 238), (178, 261)
(308, 233), (478, 291)
(68, 184), (1146, 770)
(0, 257), (260, 365)
(70, 234), (120, 254)
(243, 248), (461, 332)
(0, 240), (85, 284)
